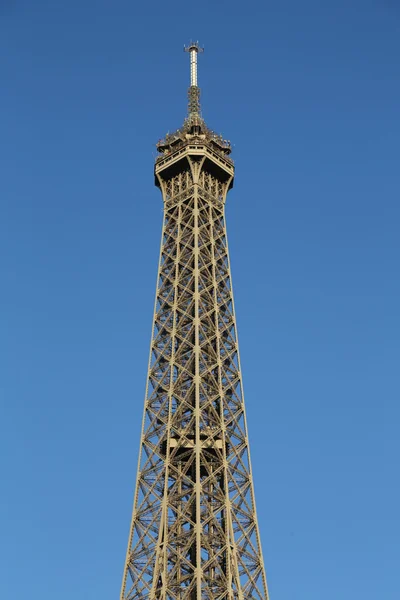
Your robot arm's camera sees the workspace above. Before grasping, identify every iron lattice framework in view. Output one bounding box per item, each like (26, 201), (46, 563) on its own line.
(120, 44), (269, 600)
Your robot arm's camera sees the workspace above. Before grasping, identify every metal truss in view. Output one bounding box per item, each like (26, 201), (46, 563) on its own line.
(119, 45), (269, 600)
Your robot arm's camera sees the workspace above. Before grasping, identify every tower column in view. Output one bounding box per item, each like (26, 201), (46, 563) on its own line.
(193, 182), (202, 600)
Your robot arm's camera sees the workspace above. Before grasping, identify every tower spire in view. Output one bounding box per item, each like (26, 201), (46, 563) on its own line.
(184, 42), (204, 119)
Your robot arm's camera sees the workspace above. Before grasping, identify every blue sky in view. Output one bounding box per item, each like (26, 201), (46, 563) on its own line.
(1, 1), (399, 598)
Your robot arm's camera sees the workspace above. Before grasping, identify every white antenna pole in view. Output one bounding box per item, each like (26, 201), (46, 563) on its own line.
(190, 47), (198, 86)
(184, 42), (204, 118)
(184, 42), (204, 88)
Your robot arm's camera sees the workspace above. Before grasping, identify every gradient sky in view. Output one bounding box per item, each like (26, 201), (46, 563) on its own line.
(1, 1), (399, 599)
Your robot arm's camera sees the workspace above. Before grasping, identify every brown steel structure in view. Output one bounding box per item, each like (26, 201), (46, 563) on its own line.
(120, 44), (269, 600)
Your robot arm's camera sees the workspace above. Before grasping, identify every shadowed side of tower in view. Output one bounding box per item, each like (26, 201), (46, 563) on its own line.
(120, 44), (269, 600)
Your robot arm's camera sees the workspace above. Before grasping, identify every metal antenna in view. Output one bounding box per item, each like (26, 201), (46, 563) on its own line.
(184, 42), (204, 118)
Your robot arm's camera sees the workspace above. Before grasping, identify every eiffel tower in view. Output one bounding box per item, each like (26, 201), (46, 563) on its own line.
(120, 43), (270, 600)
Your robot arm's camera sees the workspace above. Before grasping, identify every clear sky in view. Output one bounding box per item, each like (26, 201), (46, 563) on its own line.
(1, 1), (399, 598)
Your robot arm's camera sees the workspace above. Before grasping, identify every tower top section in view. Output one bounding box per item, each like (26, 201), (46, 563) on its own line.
(155, 43), (232, 169)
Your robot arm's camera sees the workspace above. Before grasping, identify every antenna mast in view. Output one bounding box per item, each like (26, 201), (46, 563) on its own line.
(184, 42), (204, 118)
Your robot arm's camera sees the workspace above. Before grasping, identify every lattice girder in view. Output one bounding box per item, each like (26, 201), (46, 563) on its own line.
(120, 139), (269, 600)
